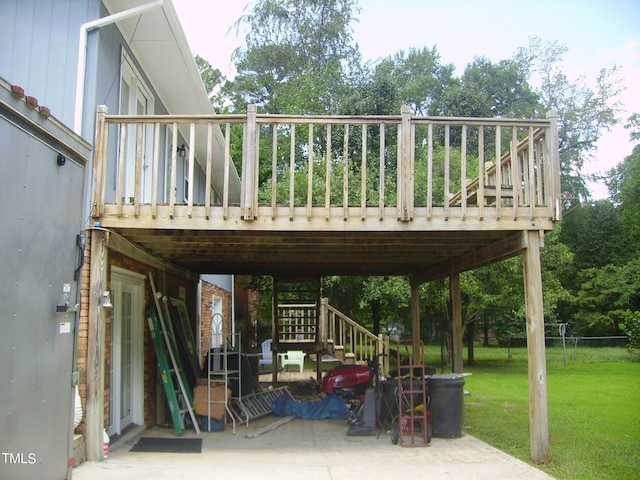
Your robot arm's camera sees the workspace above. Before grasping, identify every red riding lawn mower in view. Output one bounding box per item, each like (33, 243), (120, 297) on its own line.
(321, 363), (373, 400)
(320, 358), (381, 436)
(321, 348), (434, 444)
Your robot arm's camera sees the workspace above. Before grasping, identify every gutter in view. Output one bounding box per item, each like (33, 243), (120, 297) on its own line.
(73, 0), (164, 135)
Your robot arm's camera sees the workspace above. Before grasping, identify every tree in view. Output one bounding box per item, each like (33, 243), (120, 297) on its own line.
(375, 47), (457, 116)
(619, 310), (640, 356)
(515, 38), (625, 200)
(228, 0), (362, 114)
(324, 276), (411, 336)
(195, 55), (227, 112)
(606, 120), (640, 246)
(208, 4), (631, 347)
(445, 56), (540, 119)
(559, 200), (631, 272)
(573, 259), (640, 336)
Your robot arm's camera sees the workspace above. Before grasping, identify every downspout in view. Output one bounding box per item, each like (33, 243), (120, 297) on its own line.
(73, 0), (164, 135)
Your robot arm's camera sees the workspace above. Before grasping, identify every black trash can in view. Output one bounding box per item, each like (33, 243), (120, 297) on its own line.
(426, 374), (465, 438)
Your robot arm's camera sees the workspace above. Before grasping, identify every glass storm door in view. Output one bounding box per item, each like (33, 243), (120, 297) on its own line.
(119, 54), (154, 203)
(109, 269), (144, 436)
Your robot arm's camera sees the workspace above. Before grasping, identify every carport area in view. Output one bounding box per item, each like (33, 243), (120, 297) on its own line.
(73, 405), (555, 480)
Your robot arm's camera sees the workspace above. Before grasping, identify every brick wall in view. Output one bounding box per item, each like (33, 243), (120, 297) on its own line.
(199, 280), (232, 368)
(76, 234), (198, 434)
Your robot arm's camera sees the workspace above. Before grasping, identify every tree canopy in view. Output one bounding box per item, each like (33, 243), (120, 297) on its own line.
(197, 0), (637, 349)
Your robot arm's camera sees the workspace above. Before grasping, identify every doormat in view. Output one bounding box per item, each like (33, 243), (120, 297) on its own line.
(129, 437), (202, 454)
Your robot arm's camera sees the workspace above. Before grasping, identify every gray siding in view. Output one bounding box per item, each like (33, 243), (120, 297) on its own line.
(0, 0), (212, 208)
(0, 0), (98, 128)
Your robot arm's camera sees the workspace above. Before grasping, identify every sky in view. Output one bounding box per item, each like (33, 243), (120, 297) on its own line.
(172, 0), (640, 199)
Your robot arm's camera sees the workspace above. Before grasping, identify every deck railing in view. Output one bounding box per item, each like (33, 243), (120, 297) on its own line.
(91, 105), (561, 226)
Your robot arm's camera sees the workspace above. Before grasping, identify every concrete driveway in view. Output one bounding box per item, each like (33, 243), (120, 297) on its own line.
(72, 416), (555, 480)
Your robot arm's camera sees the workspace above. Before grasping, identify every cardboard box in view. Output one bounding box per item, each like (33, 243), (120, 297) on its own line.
(193, 385), (230, 418)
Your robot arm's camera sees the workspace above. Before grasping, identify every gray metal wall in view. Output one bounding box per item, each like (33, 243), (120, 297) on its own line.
(0, 83), (89, 480)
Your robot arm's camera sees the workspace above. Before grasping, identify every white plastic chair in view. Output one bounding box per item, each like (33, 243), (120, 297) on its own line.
(259, 339), (273, 368)
(281, 350), (306, 373)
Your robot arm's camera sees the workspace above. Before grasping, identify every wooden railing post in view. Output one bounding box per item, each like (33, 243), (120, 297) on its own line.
(319, 298), (328, 350)
(546, 110), (562, 220)
(91, 105), (108, 219)
(398, 105), (413, 221)
(241, 104), (258, 220)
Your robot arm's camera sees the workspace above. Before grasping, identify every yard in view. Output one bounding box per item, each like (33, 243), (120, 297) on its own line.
(431, 345), (640, 480)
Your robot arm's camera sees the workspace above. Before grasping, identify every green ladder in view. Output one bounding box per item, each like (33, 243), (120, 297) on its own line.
(148, 272), (200, 435)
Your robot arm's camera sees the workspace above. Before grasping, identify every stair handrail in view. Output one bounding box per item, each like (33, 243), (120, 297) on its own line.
(324, 300), (389, 375)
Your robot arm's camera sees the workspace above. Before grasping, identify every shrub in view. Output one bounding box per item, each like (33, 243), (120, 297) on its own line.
(619, 310), (640, 356)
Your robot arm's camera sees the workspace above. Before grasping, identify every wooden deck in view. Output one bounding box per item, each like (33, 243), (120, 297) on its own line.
(91, 105), (561, 279)
(87, 105), (559, 462)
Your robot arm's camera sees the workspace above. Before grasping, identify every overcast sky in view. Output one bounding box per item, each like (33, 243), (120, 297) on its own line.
(172, 0), (640, 199)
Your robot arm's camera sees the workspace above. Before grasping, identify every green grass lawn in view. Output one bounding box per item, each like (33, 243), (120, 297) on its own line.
(439, 346), (640, 480)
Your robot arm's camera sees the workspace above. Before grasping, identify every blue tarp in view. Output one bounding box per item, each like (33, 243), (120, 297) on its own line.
(271, 393), (350, 420)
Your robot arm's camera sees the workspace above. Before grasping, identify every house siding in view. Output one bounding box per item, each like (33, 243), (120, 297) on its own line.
(2, 0), (236, 461)
(0, 0), (98, 128)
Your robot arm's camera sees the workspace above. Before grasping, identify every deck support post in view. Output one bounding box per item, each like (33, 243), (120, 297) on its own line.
(410, 282), (420, 363)
(271, 277), (278, 386)
(85, 229), (108, 461)
(523, 230), (549, 463)
(449, 271), (464, 373)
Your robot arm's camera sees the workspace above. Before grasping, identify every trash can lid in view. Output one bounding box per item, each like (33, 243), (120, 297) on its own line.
(425, 373), (466, 380)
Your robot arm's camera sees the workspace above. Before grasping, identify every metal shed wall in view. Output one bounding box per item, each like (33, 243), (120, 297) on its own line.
(0, 80), (90, 480)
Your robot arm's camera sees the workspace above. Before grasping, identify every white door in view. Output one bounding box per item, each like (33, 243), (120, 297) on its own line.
(109, 268), (145, 436)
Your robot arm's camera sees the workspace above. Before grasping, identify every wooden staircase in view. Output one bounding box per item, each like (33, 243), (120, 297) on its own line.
(272, 277), (389, 377)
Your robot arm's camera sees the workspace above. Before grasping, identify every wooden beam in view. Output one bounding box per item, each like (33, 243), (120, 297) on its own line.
(106, 230), (198, 283)
(85, 229), (108, 461)
(450, 271), (463, 373)
(523, 230), (549, 463)
(411, 231), (528, 285)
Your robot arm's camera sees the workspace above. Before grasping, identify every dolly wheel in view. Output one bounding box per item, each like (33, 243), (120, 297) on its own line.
(390, 419), (399, 445)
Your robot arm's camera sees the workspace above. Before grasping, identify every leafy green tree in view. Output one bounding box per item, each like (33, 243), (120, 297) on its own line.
(559, 200), (631, 271)
(458, 228), (572, 348)
(445, 56), (540, 119)
(324, 276), (411, 336)
(515, 38), (624, 200)
(606, 129), (640, 247)
(228, 0), (362, 114)
(195, 55), (228, 112)
(573, 259), (640, 336)
(200, 3), (631, 347)
(619, 310), (640, 356)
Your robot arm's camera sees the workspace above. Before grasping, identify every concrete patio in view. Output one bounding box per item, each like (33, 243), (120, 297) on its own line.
(72, 412), (555, 480)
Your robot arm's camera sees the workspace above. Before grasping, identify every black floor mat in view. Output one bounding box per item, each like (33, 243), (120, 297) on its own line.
(129, 437), (202, 453)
